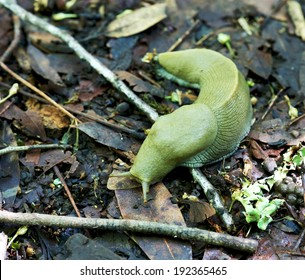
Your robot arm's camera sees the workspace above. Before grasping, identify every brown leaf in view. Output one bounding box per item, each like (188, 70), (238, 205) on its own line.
(78, 122), (141, 152)
(106, 3), (167, 38)
(0, 101), (47, 140)
(116, 71), (164, 96)
(242, 49), (273, 79)
(183, 200), (216, 223)
(107, 169), (138, 190)
(75, 80), (107, 102)
(250, 99), (305, 146)
(21, 150), (75, 173)
(27, 44), (64, 86)
(114, 183), (192, 259)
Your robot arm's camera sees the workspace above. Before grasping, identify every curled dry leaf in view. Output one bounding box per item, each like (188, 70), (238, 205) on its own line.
(106, 3), (167, 38)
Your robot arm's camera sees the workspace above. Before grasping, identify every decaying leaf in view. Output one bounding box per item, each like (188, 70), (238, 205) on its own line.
(25, 99), (70, 129)
(106, 3), (167, 38)
(114, 183), (192, 260)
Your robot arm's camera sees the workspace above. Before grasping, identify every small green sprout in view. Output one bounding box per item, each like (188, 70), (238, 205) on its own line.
(7, 226), (28, 249)
(217, 33), (236, 58)
(284, 95), (298, 120)
(52, 13), (78, 21)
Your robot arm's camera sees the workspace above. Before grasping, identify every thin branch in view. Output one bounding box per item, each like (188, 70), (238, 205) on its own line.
(167, 19), (201, 52)
(0, 0), (158, 122)
(53, 166), (81, 218)
(0, 143), (70, 156)
(0, 210), (258, 253)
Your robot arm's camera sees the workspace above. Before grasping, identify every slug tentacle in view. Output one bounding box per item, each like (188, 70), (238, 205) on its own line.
(116, 49), (252, 201)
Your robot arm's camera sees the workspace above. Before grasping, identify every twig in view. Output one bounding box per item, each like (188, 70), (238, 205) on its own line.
(293, 228), (305, 251)
(0, 0), (158, 122)
(0, 143), (70, 156)
(0, 15), (20, 62)
(191, 168), (235, 231)
(0, 62), (80, 123)
(0, 210), (258, 253)
(167, 19), (201, 52)
(261, 88), (285, 121)
(288, 113), (305, 127)
(53, 166), (81, 218)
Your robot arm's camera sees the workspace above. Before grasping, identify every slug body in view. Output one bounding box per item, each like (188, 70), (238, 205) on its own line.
(124, 49), (252, 201)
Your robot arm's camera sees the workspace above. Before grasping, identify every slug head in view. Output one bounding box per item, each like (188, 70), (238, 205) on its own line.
(129, 103), (217, 201)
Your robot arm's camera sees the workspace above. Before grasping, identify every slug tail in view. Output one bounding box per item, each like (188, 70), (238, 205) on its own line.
(142, 181), (150, 203)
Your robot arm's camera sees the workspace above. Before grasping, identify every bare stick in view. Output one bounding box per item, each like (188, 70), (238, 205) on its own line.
(0, 0), (158, 122)
(167, 19), (201, 52)
(53, 166), (81, 218)
(0, 210), (258, 253)
(0, 143), (70, 156)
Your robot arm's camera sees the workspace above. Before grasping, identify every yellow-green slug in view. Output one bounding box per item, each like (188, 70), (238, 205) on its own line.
(117, 49), (252, 201)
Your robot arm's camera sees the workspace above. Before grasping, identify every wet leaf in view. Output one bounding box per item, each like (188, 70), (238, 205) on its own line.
(106, 3), (167, 38)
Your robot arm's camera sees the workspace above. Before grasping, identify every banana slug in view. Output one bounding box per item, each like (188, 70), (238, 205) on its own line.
(116, 49), (252, 201)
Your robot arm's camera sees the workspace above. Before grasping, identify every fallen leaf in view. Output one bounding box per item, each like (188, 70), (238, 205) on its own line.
(106, 3), (167, 38)
(0, 101), (47, 140)
(27, 44), (64, 86)
(107, 169), (138, 190)
(78, 121), (141, 152)
(182, 200), (216, 223)
(114, 183), (192, 260)
(116, 70), (164, 97)
(242, 48), (273, 79)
